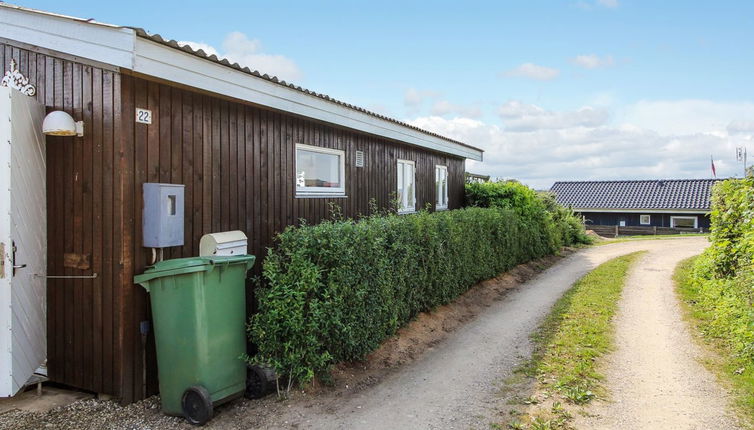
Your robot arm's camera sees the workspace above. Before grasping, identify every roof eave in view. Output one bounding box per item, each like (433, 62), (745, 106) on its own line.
(133, 37), (483, 160)
(0, 4), (482, 161)
(571, 208), (710, 214)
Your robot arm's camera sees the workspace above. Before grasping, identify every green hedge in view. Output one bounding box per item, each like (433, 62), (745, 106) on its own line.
(249, 210), (584, 385)
(706, 178), (754, 277)
(684, 178), (754, 366)
(248, 182), (590, 386)
(465, 180), (590, 247)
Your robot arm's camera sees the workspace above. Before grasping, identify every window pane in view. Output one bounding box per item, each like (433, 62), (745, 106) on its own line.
(673, 217), (695, 228)
(297, 149), (340, 188)
(436, 166), (448, 207)
(406, 164), (415, 207)
(397, 161), (415, 212)
(397, 163), (404, 206)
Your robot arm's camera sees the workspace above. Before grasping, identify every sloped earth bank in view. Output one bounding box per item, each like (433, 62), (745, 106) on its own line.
(573, 238), (743, 429)
(2, 238), (718, 430)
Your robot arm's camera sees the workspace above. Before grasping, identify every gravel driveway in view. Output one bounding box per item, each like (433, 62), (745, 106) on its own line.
(575, 237), (743, 429)
(253, 238), (713, 430)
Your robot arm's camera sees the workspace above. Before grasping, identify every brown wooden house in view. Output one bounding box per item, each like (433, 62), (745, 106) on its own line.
(0, 5), (483, 403)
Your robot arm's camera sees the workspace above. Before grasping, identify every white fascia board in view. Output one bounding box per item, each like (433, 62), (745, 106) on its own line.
(0, 6), (135, 69)
(0, 6), (482, 161)
(574, 208), (709, 214)
(133, 39), (483, 161)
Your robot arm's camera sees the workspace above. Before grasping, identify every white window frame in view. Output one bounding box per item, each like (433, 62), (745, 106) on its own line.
(295, 143), (346, 197)
(640, 214), (651, 225)
(670, 216), (698, 229)
(397, 159), (416, 214)
(435, 165), (449, 210)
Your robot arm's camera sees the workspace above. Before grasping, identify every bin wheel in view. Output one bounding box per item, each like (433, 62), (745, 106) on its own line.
(245, 364), (277, 399)
(181, 385), (213, 426)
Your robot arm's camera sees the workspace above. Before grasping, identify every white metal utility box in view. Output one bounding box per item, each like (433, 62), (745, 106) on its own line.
(143, 183), (185, 248)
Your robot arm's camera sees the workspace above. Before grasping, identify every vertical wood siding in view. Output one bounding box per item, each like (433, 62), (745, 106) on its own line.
(0, 41), (467, 404)
(121, 75), (466, 402)
(123, 74), (466, 269)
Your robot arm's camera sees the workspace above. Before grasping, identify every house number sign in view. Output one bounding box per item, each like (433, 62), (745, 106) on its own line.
(135, 108), (152, 124)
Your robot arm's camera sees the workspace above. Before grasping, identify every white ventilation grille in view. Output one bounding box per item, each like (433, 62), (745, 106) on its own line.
(355, 151), (364, 168)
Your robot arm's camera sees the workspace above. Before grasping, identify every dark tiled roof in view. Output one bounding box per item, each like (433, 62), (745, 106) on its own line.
(549, 179), (722, 211)
(131, 29), (482, 153)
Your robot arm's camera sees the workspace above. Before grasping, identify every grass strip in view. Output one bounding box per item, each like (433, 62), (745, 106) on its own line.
(591, 233), (708, 246)
(674, 256), (754, 427)
(501, 251), (645, 429)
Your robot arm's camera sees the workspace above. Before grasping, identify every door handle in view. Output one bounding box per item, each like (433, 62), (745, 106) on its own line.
(11, 241), (24, 276)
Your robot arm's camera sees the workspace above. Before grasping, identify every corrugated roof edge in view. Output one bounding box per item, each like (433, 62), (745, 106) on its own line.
(130, 28), (482, 154)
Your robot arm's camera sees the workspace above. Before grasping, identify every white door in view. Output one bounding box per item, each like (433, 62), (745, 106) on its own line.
(0, 86), (47, 397)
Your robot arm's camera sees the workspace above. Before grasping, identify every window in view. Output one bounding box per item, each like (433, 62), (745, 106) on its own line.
(640, 214), (651, 225)
(397, 160), (416, 213)
(295, 144), (345, 197)
(435, 165), (448, 209)
(670, 216), (697, 229)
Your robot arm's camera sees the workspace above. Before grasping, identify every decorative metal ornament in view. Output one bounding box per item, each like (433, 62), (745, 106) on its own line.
(1, 59), (37, 96)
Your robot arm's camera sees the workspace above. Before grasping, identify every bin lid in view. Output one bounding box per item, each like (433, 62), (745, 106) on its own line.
(146, 257), (213, 273)
(133, 255), (255, 287)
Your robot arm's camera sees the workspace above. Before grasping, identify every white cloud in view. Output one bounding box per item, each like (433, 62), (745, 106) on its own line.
(430, 100), (483, 119)
(728, 120), (754, 135)
(502, 63), (560, 81)
(408, 99), (752, 189)
(499, 101), (608, 131)
(179, 31), (302, 82)
(597, 0), (619, 8)
(404, 88), (481, 118)
(620, 99), (754, 135)
(404, 88), (439, 108)
(575, 0), (619, 10)
(571, 54), (615, 69)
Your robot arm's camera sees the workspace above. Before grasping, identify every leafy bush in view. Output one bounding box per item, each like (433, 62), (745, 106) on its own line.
(707, 177), (754, 277)
(683, 178), (754, 359)
(249, 202), (586, 387)
(465, 181), (591, 248)
(678, 178), (754, 413)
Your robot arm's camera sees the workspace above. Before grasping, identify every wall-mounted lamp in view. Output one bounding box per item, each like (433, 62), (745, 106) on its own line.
(42, 111), (84, 137)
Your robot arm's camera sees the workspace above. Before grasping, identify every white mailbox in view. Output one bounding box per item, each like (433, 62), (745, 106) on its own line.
(199, 231), (248, 256)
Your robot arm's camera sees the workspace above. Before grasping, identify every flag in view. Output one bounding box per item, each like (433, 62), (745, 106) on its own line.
(711, 155), (716, 178)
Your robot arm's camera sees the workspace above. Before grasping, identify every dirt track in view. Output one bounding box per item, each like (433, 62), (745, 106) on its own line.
(236, 238), (717, 429)
(575, 237), (742, 429)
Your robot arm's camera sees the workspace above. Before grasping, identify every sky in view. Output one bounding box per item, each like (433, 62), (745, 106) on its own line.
(17, 0), (754, 188)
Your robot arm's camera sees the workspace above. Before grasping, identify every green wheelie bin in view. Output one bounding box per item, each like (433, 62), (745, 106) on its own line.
(133, 255), (255, 425)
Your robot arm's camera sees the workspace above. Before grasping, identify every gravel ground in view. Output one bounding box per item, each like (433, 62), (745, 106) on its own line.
(0, 238), (723, 430)
(574, 237), (743, 429)
(0, 396), (183, 430)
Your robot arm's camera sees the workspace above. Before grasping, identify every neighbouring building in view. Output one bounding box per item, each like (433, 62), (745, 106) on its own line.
(550, 179), (720, 229)
(0, 4), (483, 403)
